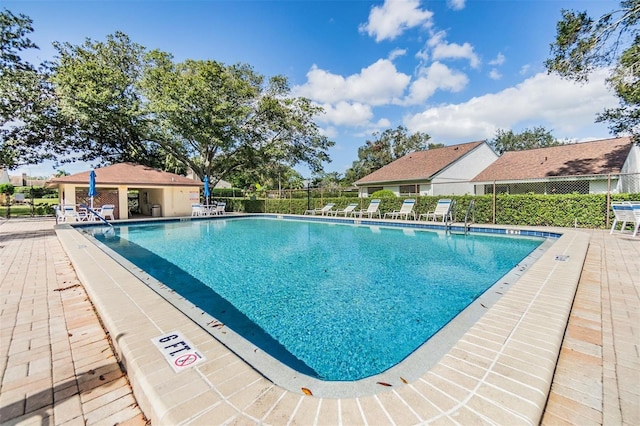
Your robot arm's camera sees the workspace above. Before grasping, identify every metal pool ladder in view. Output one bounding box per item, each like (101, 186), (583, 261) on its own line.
(446, 199), (475, 235)
(462, 199), (475, 234)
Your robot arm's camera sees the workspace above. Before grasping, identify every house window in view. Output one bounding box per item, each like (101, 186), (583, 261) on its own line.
(367, 186), (383, 196)
(399, 185), (417, 195)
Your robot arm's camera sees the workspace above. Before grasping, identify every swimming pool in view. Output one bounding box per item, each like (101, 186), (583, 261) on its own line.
(87, 216), (546, 384)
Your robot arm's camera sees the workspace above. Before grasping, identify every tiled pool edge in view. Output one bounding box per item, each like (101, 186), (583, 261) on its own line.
(55, 222), (590, 425)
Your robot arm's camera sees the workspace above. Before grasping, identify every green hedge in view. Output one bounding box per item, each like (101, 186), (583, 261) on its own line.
(225, 193), (640, 229)
(5, 193), (635, 228)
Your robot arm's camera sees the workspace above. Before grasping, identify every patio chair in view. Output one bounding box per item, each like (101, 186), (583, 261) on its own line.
(304, 203), (335, 215)
(384, 199), (416, 220)
(420, 199), (454, 222)
(332, 203), (358, 217)
(62, 204), (87, 222)
(355, 199), (381, 219)
(99, 204), (115, 221)
(631, 202), (640, 237)
(191, 203), (205, 217)
(214, 202), (226, 215)
(610, 202), (636, 234)
(54, 205), (66, 223)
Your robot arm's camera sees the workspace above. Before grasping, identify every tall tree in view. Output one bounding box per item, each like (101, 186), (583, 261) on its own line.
(141, 51), (333, 185)
(0, 9), (62, 169)
(489, 127), (562, 155)
(51, 32), (164, 167)
(343, 126), (431, 184)
(597, 36), (640, 138)
(546, 1), (639, 141)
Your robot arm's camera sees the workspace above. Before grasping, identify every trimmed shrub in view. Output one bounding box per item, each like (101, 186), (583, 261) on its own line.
(370, 189), (396, 198)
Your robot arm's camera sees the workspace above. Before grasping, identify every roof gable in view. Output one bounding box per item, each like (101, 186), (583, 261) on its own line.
(472, 137), (633, 182)
(47, 163), (200, 186)
(355, 141), (485, 185)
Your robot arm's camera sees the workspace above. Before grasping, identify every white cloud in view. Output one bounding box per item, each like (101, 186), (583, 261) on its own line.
(293, 60), (411, 106)
(432, 40), (480, 69)
(404, 69), (617, 142)
(520, 64), (531, 75)
(489, 69), (502, 80)
(404, 61), (468, 104)
(426, 30), (480, 69)
(319, 126), (338, 139)
(447, 0), (465, 11)
(359, 0), (433, 42)
(315, 101), (375, 127)
(388, 48), (407, 60)
(489, 53), (505, 66)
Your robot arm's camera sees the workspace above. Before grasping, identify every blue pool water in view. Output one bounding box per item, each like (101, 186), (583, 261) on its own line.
(91, 217), (543, 381)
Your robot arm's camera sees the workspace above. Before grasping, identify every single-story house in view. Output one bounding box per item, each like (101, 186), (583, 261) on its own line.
(47, 163), (204, 219)
(354, 141), (499, 197)
(471, 136), (639, 195)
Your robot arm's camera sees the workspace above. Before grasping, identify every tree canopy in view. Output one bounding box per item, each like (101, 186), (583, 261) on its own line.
(546, 1), (639, 141)
(343, 126), (434, 184)
(141, 51), (332, 185)
(0, 9), (60, 169)
(51, 32), (162, 168)
(2, 16), (334, 181)
(488, 127), (562, 155)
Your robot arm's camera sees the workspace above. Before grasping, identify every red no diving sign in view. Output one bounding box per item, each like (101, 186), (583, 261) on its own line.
(151, 331), (206, 372)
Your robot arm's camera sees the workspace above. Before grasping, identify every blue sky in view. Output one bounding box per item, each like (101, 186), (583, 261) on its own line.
(6, 0), (618, 178)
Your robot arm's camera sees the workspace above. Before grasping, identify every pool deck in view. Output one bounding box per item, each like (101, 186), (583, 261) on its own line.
(0, 216), (638, 425)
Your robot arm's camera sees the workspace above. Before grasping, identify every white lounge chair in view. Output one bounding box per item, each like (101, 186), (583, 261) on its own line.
(61, 204), (87, 222)
(355, 199), (381, 219)
(54, 205), (66, 223)
(333, 203), (358, 217)
(191, 203), (205, 216)
(214, 202), (226, 215)
(384, 199), (416, 220)
(99, 204), (115, 221)
(304, 203), (335, 215)
(420, 199), (454, 222)
(633, 203), (640, 237)
(610, 201), (640, 237)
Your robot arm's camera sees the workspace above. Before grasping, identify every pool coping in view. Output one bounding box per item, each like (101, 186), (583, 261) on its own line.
(55, 215), (590, 425)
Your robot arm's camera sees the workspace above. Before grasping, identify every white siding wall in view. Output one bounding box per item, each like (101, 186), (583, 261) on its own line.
(619, 144), (640, 193)
(590, 179), (615, 194)
(432, 143), (498, 195)
(419, 183), (432, 196)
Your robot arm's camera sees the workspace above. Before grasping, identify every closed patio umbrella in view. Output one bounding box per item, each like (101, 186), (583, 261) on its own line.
(88, 169), (98, 209)
(203, 175), (210, 205)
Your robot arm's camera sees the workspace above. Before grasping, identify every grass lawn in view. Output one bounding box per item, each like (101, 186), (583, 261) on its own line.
(0, 198), (59, 217)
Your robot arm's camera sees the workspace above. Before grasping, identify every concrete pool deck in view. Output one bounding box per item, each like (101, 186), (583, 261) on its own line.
(0, 217), (638, 425)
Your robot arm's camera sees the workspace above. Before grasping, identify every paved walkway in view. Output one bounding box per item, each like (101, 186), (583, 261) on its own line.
(0, 218), (147, 425)
(0, 217), (638, 425)
(541, 229), (639, 425)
